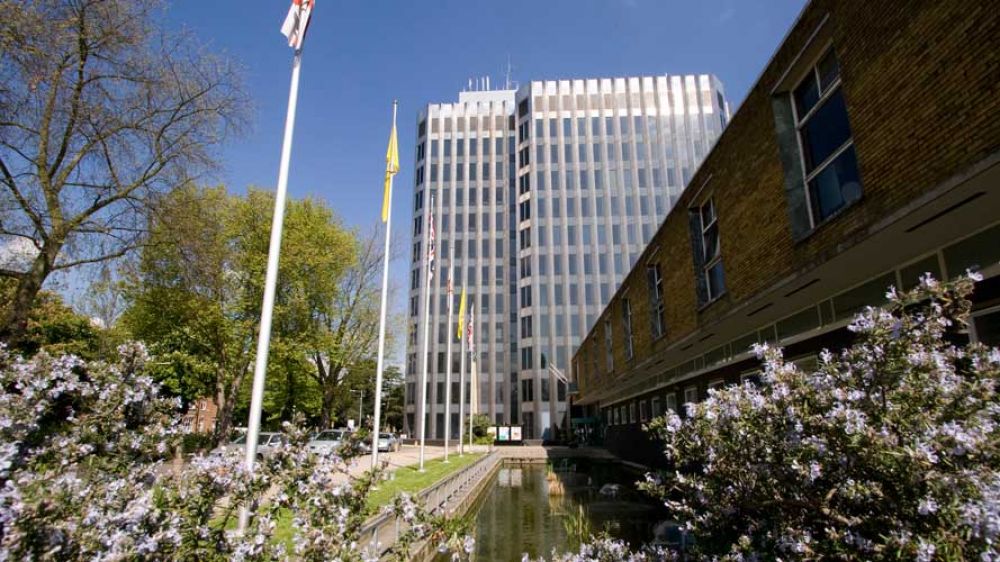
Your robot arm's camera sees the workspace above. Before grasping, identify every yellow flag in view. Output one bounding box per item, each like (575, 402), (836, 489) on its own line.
(456, 287), (466, 340)
(382, 123), (399, 222)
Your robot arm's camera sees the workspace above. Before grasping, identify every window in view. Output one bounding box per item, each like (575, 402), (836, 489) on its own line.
(666, 393), (677, 414)
(639, 400), (648, 422)
(651, 397), (662, 418)
(521, 379), (534, 402)
(793, 48), (862, 226)
(683, 386), (698, 408)
(629, 402), (636, 423)
(971, 305), (1000, 347)
(622, 297), (634, 361)
(604, 319), (614, 372)
(696, 197), (725, 302)
(646, 263), (666, 338)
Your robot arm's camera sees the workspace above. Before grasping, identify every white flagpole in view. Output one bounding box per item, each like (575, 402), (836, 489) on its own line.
(417, 194), (435, 472)
(369, 101), (397, 470)
(443, 264), (454, 463)
(239, 47), (304, 533)
(467, 303), (476, 452)
(458, 300), (466, 456)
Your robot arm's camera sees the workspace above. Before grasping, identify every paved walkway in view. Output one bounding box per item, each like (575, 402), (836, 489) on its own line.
(335, 444), (491, 482)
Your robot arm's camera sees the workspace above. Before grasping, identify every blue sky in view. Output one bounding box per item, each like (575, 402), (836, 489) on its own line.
(160, 0), (805, 345)
(165, 0), (805, 226)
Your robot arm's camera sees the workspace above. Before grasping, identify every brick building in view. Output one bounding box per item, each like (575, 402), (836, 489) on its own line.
(572, 0), (1000, 465)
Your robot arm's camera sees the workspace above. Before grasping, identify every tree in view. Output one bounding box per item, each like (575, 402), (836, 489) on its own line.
(307, 227), (390, 428)
(0, 0), (247, 341)
(632, 274), (1000, 561)
(381, 365), (405, 432)
(231, 188), (355, 427)
(0, 277), (100, 358)
(121, 184), (248, 442)
(123, 186), (355, 441)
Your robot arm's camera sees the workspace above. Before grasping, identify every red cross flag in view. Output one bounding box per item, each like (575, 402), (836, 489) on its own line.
(281, 0), (314, 50)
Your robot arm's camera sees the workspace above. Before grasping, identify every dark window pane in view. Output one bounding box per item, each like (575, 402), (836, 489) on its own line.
(703, 224), (720, 262)
(800, 89), (852, 172)
(974, 311), (1000, 346)
(794, 72), (820, 117)
(808, 145), (862, 222)
(700, 199), (715, 225)
(707, 262), (726, 299)
(818, 50), (841, 93)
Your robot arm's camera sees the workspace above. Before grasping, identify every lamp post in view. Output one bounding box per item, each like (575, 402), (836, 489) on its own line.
(350, 389), (364, 429)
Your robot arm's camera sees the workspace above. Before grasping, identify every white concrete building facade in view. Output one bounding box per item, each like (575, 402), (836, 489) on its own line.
(405, 75), (729, 440)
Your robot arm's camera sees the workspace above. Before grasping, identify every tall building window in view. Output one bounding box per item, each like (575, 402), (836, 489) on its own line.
(622, 297), (634, 361)
(692, 197), (725, 304)
(793, 48), (861, 226)
(646, 263), (666, 338)
(604, 318), (613, 372)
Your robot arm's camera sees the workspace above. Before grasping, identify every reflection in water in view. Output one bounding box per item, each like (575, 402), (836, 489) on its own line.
(455, 460), (666, 562)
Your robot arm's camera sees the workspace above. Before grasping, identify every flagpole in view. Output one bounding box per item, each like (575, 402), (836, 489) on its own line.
(370, 100), (397, 470)
(443, 263), (454, 463)
(239, 47), (303, 533)
(468, 303), (475, 453)
(458, 300), (466, 456)
(417, 194), (435, 472)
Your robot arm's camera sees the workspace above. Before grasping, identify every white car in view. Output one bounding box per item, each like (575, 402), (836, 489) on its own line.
(218, 432), (286, 459)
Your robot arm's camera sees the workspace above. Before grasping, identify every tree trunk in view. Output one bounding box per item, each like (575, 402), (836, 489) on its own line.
(320, 384), (337, 429)
(280, 366), (295, 422)
(213, 385), (234, 446)
(212, 367), (245, 447)
(0, 244), (58, 343)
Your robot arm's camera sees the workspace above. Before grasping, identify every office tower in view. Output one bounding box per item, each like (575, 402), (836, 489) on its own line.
(405, 75), (729, 440)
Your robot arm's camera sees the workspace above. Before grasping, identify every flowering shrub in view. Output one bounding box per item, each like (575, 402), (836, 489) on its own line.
(0, 343), (468, 561)
(634, 274), (1000, 561)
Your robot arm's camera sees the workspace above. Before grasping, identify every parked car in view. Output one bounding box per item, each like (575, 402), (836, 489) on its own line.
(308, 429), (350, 453)
(218, 432), (286, 458)
(376, 432), (399, 452)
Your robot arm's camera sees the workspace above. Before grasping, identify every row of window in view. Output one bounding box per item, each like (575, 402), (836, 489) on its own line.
(418, 114), (512, 136)
(424, 160), (688, 193)
(605, 382), (721, 426)
(421, 136), (510, 160)
(519, 377), (568, 402)
(423, 161), (507, 183)
(533, 115), (706, 142)
(529, 88), (718, 114)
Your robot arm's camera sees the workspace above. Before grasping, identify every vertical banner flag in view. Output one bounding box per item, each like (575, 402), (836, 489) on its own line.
(468, 304), (478, 416)
(383, 121), (399, 222)
(456, 287), (466, 339)
(281, 0), (314, 50)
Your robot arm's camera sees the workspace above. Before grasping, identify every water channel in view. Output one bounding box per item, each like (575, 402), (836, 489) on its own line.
(448, 459), (670, 561)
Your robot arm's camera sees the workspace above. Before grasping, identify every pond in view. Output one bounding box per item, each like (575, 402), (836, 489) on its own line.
(448, 459), (670, 561)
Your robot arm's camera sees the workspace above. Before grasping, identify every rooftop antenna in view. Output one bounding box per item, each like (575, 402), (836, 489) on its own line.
(504, 55), (518, 90)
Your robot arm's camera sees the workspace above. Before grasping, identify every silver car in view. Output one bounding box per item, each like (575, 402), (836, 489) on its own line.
(376, 432), (399, 453)
(219, 432), (286, 459)
(308, 429), (350, 453)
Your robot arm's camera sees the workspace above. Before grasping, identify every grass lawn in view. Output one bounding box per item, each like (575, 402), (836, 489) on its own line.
(268, 452), (485, 546)
(366, 452), (484, 510)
